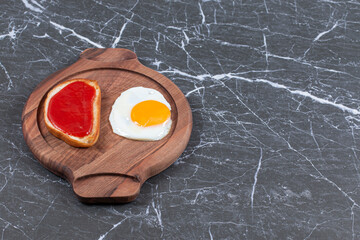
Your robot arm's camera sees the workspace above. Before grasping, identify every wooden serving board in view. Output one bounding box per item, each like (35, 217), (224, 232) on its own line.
(22, 48), (192, 203)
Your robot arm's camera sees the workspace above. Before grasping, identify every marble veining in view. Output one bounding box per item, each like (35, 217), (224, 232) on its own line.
(1, 0), (360, 239)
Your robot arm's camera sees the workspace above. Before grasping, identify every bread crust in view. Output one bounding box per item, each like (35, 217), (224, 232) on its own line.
(43, 79), (101, 147)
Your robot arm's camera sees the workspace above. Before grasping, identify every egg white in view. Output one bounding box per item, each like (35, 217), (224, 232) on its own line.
(109, 87), (172, 141)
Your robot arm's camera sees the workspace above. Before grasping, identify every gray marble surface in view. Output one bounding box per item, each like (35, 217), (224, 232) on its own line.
(1, 0), (360, 239)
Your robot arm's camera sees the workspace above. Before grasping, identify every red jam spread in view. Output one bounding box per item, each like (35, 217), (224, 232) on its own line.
(47, 81), (96, 137)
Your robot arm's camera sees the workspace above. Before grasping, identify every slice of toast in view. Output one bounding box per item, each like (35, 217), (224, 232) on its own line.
(44, 79), (101, 147)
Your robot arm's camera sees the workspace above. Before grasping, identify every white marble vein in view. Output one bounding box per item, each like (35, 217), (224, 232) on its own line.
(164, 69), (360, 115)
(21, 0), (43, 13)
(50, 21), (104, 48)
(313, 20), (339, 42)
(198, 2), (206, 24)
(0, 61), (13, 90)
(251, 148), (263, 210)
(111, 13), (134, 48)
(98, 218), (127, 240)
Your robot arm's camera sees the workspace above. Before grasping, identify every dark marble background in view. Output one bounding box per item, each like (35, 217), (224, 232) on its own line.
(1, 0), (360, 239)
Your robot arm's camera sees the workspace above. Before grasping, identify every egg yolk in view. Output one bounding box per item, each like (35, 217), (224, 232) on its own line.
(131, 100), (171, 127)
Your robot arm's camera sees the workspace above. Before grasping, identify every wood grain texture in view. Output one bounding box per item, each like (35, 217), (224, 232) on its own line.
(22, 48), (192, 203)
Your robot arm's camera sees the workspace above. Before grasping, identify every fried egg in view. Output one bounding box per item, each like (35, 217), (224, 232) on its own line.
(109, 87), (172, 141)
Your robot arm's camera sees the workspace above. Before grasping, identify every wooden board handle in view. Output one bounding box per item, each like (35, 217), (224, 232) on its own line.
(80, 48), (138, 62)
(73, 173), (141, 203)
